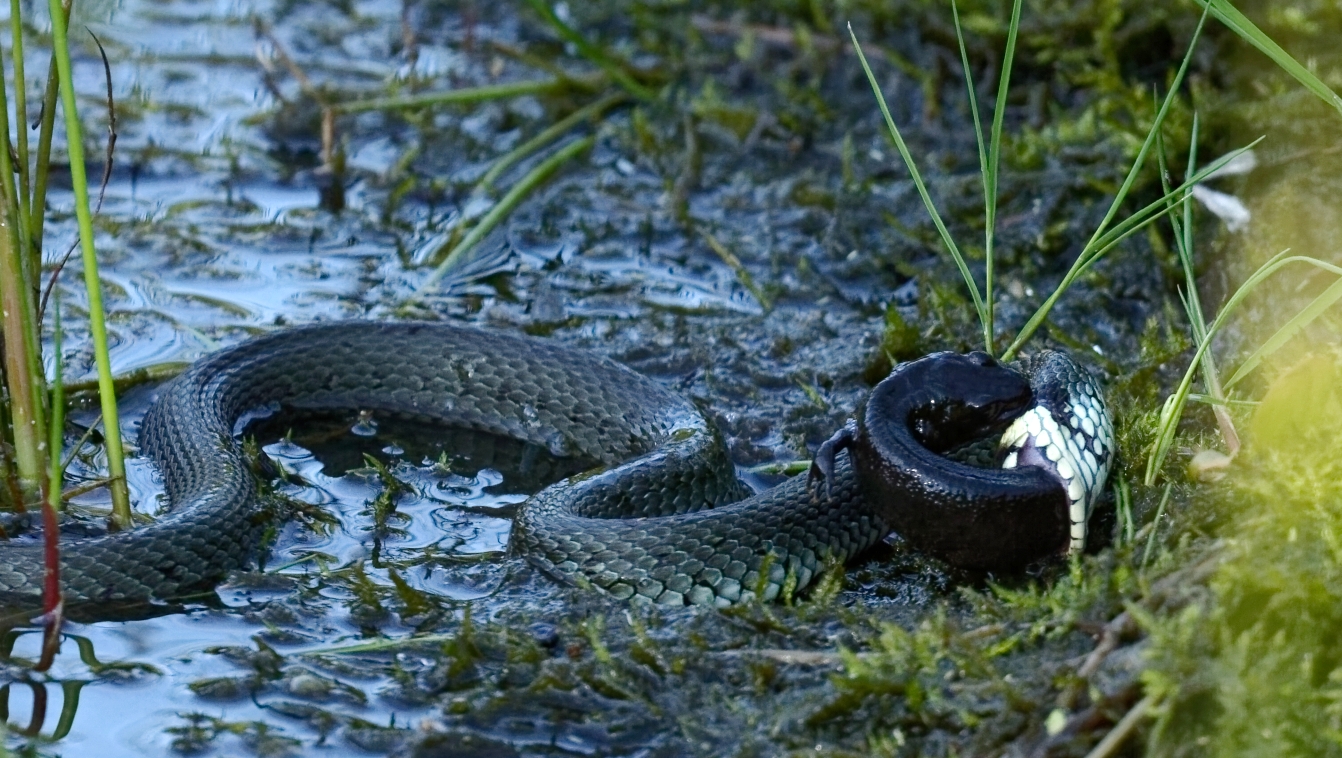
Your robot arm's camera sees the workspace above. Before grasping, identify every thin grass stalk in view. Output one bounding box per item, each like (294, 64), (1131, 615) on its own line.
(1193, 0), (1342, 118)
(8, 0), (31, 243)
(1000, 7), (1211, 361)
(521, 0), (655, 101)
(36, 300), (64, 673)
(978, 0), (1024, 352)
(950, 0), (991, 351)
(1144, 252), (1342, 483)
(850, 25), (986, 331)
(1000, 138), (1257, 362)
(1222, 275), (1342, 390)
(423, 135), (595, 289)
(0, 216), (44, 498)
(1078, 142), (1259, 266)
(0, 387), (16, 507)
(0, 35), (33, 287)
(48, 0), (132, 528)
(1141, 483), (1172, 570)
(332, 74), (606, 114)
(1156, 118), (1239, 452)
(476, 92), (624, 193)
(0, 32), (45, 449)
(30, 0), (73, 258)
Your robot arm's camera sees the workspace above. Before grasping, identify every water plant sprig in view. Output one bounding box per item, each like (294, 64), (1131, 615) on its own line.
(37, 299), (65, 672)
(49, 0), (132, 527)
(422, 135), (595, 289)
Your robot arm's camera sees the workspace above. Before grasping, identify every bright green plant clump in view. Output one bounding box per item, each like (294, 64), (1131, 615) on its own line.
(1144, 354), (1342, 756)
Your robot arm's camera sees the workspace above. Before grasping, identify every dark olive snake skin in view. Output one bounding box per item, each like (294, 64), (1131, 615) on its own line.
(0, 321), (1108, 609)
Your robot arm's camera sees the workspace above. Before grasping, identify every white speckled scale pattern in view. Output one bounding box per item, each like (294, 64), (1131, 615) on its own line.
(997, 352), (1114, 554)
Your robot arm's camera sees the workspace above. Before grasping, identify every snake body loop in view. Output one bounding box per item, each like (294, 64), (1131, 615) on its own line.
(0, 322), (1112, 609)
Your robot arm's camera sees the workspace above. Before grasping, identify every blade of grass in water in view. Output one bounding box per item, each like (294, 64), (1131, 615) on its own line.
(49, 0), (132, 528)
(849, 24), (987, 337)
(1001, 6), (1211, 362)
(0, 218), (44, 495)
(332, 74), (607, 114)
(522, 0), (655, 101)
(422, 136), (595, 290)
(8, 0), (31, 246)
(476, 93), (624, 194)
(1001, 135), (1260, 362)
(0, 19), (47, 497)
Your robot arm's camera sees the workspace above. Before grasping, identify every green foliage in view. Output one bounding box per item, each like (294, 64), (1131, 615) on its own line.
(1145, 441), (1342, 756)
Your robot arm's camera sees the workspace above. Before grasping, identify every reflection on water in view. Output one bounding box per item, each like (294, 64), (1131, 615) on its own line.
(2, 412), (564, 756)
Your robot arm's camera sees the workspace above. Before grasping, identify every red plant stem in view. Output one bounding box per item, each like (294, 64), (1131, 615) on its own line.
(34, 490), (63, 672)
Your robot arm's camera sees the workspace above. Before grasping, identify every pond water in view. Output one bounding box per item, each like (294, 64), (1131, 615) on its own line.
(11, 0), (957, 753)
(7, 0), (1338, 753)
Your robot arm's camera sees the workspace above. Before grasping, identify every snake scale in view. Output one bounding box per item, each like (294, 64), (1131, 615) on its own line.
(0, 321), (1113, 609)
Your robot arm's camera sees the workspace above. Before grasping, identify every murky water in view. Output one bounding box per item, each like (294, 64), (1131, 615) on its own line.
(3, 0), (1290, 752)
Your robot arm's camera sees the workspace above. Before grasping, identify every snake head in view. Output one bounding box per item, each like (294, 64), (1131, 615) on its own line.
(996, 350), (1115, 555)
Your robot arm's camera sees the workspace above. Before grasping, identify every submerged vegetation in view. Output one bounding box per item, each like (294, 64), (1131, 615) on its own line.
(0, 0), (1340, 755)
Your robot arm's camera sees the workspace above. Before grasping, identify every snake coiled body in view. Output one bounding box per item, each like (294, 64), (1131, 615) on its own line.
(0, 322), (1111, 609)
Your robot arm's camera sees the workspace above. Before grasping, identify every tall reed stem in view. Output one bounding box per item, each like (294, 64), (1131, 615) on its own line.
(0, 214), (45, 498)
(48, 0), (132, 527)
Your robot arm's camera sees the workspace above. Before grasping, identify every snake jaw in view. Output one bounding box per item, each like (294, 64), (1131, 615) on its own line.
(998, 353), (1115, 555)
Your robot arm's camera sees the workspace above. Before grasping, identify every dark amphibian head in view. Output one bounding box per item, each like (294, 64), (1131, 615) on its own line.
(816, 350), (1113, 571)
(871, 350), (1035, 454)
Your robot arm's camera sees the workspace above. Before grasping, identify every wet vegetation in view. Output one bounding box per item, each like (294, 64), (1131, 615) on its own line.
(0, 0), (1341, 755)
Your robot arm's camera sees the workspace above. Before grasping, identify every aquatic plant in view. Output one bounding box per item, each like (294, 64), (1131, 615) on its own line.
(0, 0), (128, 645)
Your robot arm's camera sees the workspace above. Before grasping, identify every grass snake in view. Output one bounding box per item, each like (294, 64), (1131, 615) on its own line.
(0, 322), (1113, 609)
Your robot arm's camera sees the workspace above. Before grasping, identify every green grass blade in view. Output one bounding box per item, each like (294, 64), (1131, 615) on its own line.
(9, 0), (31, 245)
(1082, 7), (1210, 256)
(522, 0), (655, 101)
(0, 222), (45, 495)
(1194, 0), (1342, 119)
(1144, 252), (1342, 483)
(422, 136), (594, 290)
(476, 92), (624, 193)
(333, 75), (606, 114)
(849, 25), (985, 330)
(950, 0), (991, 351)
(47, 299), (63, 511)
(1001, 136), (1259, 362)
(981, 0), (1023, 352)
(1223, 275), (1342, 391)
(1001, 8), (1211, 361)
(1084, 141), (1259, 267)
(49, 0), (132, 527)
(1159, 114), (1239, 452)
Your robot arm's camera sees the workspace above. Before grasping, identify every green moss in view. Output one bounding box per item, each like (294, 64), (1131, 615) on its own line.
(1144, 354), (1342, 756)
